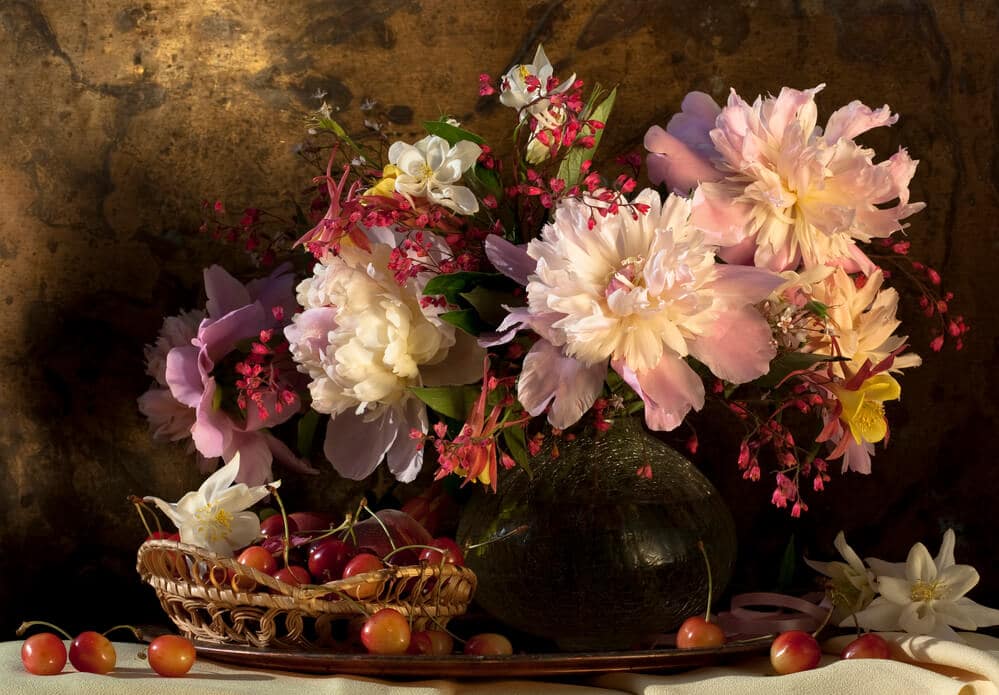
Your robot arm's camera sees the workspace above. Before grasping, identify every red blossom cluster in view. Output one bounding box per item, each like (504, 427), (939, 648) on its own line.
(233, 312), (299, 422)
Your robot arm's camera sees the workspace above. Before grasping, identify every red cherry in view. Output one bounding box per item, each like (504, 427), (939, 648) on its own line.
(21, 633), (67, 675)
(236, 545), (278, 576)
(770, 630), (822, 674)
(260, 514), (298, 538)
(341, 553), (385, 599)
(147, 635), (196, 677)
(675, 616), (726, 649)
(840, 633), (891, 660)
(464, 633), (513, 656)
(407, 629), (454, 655)
(69, 631), (116, 674)
(419, 538), (465, 566)
(308, 539), (356, 583)
(273, 565), (312, 587)
(361, 608), (411, 655)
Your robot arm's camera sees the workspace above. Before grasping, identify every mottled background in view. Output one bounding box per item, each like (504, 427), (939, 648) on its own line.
(1, 0), (997, 638)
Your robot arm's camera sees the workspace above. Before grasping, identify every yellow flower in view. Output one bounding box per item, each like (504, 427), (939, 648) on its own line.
(364, 164), (401, 198)
(831, 374), (900, 445)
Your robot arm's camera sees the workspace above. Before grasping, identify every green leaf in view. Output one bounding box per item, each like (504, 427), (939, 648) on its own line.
(410, 385), (480, 421)
(422, 271), (510, 304)
(469, 163), (503, 197)
(296, 410), (320, 457)
(502, 425), (532, 478)
(557, 87), (617, 188)
(439, 309), (488, 336)
(459, 286), (520, 326)
(422, 119), (485, 145)
(754, 352), (846, 389)
(776, 534), (797, 593)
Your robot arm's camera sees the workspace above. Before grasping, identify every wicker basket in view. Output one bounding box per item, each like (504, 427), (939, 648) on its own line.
(136, 539), (477, 649)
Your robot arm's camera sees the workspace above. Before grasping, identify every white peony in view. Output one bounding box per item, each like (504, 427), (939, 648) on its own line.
(286, 241), (484, 481)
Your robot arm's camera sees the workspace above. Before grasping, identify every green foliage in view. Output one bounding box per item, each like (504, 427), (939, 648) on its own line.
(410, 385), (480, 421)
(296, 409), (320, 457)
(423, 119), (485, 145)
(557, 86), (617, 188)
(439, 309), (489, 335)
(502, 424), (532, 477)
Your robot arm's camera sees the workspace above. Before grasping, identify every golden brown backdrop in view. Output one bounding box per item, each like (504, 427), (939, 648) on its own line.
(1, 0), (997, 636)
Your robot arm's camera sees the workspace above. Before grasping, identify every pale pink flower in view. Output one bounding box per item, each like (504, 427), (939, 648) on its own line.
(139, 309), (204, 444)
(645, 86), (924, 273)
(486, 189), (782, 430)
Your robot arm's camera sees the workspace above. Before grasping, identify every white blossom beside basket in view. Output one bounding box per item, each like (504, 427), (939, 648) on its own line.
(136, 539), (477, 649)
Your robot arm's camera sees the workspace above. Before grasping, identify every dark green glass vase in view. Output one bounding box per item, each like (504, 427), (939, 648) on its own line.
(456, 417), (737, 651)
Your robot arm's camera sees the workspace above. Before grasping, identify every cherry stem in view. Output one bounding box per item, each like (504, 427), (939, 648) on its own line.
(696, 540), (714, 622)
(16, 621), (72, 641)
(380, 544), (439, 563)
(812, 605), (834, 638)
(267, 484), (291, 570)
(362, 504), (397, 554)
(103, 625), (143, 641)
(128, 496), (164, 538)
(464, 524), (529, 551)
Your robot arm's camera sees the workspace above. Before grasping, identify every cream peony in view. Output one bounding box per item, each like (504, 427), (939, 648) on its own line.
(286, 239), (484, 481)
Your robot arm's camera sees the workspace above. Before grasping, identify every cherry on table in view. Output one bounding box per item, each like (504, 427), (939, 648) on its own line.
(69, 631), (117, 674)
(407, 629), (454, 656)
(361, 608), (411, 655)
(464, 633), (513, 656)
(770, 630), (822, 674)
(840, 633), (891, 660)
(148, 635), (196, 677)
(20, 633), (67, 675)
(675, 616), (725, 649)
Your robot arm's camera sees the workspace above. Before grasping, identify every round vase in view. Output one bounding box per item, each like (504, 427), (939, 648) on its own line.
(456, 417), (737, 651)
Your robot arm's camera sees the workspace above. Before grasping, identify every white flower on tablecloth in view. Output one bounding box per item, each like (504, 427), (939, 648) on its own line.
(804, 531), (876, 622)
(848, 529), (999, 641)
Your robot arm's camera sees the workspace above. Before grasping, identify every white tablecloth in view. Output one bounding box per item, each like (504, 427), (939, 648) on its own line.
(5, 634), (999, 694)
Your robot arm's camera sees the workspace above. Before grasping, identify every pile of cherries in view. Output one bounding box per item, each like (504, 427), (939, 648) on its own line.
(18, 622), (195, 677)
(212, 504), (514, 657)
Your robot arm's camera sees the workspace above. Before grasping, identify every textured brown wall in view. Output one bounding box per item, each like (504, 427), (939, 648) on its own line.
(1, 0), (997, 636)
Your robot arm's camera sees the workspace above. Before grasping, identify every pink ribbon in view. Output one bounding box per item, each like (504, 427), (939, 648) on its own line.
(715, 592), (831, 636)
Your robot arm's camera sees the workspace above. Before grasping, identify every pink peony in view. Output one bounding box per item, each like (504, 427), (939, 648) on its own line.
(154, 264), (316, 486)
(645, 86), (924, 273)
(486, 189), (783, 431)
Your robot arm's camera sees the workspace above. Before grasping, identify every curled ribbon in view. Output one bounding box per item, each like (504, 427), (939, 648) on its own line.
(715, 592), (831, 636)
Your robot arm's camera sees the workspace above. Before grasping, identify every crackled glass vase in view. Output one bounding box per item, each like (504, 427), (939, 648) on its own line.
(456, 417), (737, 651)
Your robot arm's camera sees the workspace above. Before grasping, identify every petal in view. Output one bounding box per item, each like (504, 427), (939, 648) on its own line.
(935, 528), (956, 572)
(385, 399), (427, 483)
(165, 346), (204, 408)
(190, 380), (230, 458)
(868, 557), (908, 579)
(688, 307), (776, 384)
(936, 564), (980, 601)
(518, 340), (606, 430)
(617, 354), (705, 432)
(934, 600), (983, 631)
(823, 101), (897, 143)
(203, 265), (251, 319)
(142, 495), (187, 529)
(899, 601), (938, 635)
(323, 409), (396, 480)
(245, 262), (298, 321)
(848, 597), (903, 631)
(199, 304), (268, 364)
(643, 126), (722, 193)
(708, 264), (785, 303)
(485, 235), (535, 286)
(954, 597), (999, 628)
(198, 452), (242, 500)
(878, 576), (914, 605)
(906, 543), (937, 583)
(833, 532), (868, 575)
(447, 140), (483, 171)
(226, 512), (263, 553)
(690, 182), (755, 247)
(432, 184), (480, 215)
(421, 330), (487, 387)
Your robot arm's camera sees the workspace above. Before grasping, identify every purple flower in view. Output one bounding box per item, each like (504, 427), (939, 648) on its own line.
(156, 264), (316, 486)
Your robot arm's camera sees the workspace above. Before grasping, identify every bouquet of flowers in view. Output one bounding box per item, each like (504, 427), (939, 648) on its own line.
(139, 46), (964, 516)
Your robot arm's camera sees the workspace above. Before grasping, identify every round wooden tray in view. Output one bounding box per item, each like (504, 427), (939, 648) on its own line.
(191, 634), (774, 678)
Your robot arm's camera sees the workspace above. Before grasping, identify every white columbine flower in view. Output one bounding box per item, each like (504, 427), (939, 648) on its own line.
(849, 529), (999, 641)
(387, 135), (481, 214)
(144, 454), (276, 557)
(499, 45), (575, 119)
(805, 531), (876, 622)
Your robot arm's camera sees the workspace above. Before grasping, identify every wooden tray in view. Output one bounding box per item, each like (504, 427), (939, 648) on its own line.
(192, 635), (774, 678)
